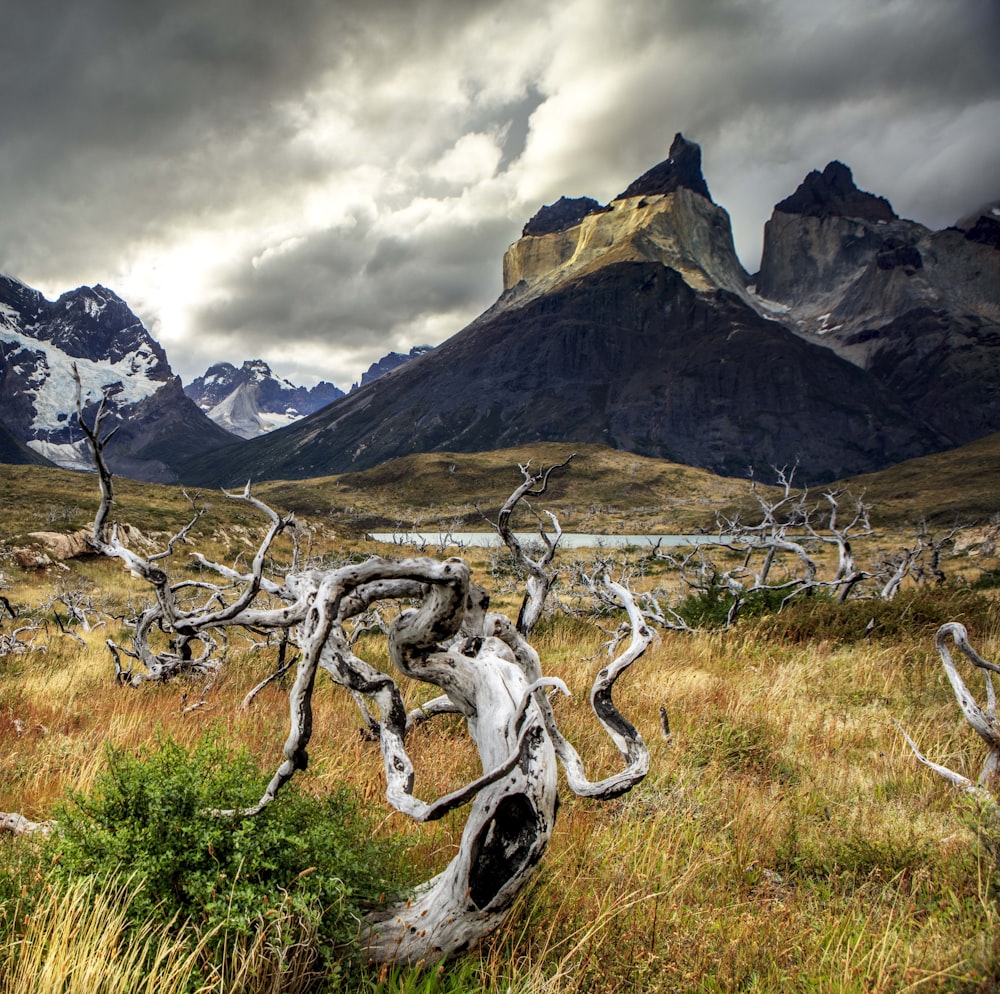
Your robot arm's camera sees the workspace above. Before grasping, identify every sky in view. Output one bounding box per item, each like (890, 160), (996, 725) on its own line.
(2, 0), (998, 390)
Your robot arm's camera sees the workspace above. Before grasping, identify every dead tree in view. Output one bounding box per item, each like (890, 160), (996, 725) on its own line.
(875, 521), (962, 601)
(10, 388), (652, 963)
(127, 538), (650, 964)
(897, 623), (1000, 811)
(487, 455), (573, 638)
(802, 489), (872, 602)
(728, 466), (818, 591)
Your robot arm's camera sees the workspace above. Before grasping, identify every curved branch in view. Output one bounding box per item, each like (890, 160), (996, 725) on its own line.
(501, 578), (652, 799)
(899, 623), (1000, 800)
(493, 456), (573, 637)
(935, 623), (1000, 756)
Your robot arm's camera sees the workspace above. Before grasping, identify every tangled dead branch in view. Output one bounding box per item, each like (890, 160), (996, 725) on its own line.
(897, 623), (1000, 813)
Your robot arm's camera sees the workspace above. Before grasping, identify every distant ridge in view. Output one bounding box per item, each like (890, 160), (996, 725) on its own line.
(0, 274), (236, 481)
(4, 132), (996, 489)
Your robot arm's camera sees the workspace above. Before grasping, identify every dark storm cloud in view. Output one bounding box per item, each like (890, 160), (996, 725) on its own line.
(0, 0), (498, 278)
(1, 0), (997, 388)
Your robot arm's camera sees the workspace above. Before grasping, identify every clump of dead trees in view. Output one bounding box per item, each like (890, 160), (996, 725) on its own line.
(558, 467), (968, 637)
(1, 376), (996, 967)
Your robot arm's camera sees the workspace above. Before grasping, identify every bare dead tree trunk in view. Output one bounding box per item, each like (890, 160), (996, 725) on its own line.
(42, 395), (652, 962)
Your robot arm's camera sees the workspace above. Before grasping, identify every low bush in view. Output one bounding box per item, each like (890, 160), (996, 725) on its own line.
(44, 731), (410, 987)
(748, 585), (999, 645)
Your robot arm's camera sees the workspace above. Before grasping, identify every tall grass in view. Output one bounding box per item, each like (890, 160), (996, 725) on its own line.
(2, 521), (1000, 990)
(0, 877), (208, 994)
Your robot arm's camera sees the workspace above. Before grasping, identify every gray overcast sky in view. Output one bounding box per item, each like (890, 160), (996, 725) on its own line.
(2, 0), (997, 389)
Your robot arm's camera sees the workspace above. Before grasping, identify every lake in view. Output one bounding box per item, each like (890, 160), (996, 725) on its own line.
(367, 531), (722, 549)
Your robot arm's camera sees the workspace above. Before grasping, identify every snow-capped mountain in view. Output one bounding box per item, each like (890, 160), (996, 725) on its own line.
(184, 360), (345, 439)
(185, 349), (436, 439)
(0, 274), (236, 482)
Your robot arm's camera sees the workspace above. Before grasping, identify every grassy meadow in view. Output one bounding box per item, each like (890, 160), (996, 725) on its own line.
(1, 442), (1000, 992)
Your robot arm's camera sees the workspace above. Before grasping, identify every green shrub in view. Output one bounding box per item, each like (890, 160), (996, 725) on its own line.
(676, 584), (812, 629)
(46, 731), (410, 981)
(971, 566), (1000, 591)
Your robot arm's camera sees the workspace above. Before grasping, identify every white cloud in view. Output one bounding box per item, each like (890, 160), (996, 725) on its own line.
(431, 133), (504, 187)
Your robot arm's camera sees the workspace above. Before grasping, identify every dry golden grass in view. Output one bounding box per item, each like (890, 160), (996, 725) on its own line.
(0, 877), (209, 994)
(2, 452), (1000, 992)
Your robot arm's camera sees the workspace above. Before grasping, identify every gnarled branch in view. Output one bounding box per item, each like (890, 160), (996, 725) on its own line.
(898, 623), (1000, 807)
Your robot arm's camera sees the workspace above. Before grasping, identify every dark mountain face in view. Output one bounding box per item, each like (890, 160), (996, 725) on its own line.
(44, 285), (173, 374)
(522, 197), (605, 237)
(355, 346), (434, 389)
(755, 164), (1000, 453)
(179, 262), (943, 487)
(772, 161), (896, 222)
(0, 417), (53, 467)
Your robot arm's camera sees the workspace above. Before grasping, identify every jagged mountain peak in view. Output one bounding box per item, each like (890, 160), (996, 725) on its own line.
(774, 161), (897, 223)
(355, 345), (434, 390)
(200, 361), (239, 382)
(615, 132), (713, 203)
(522, 196), (604, 238)
(185, 357), (345, 439)
(241, 358), (290, 384)
(501, 133), (746, 307)
(0, 273), (45, 315)
(954, 200), (1000, 251)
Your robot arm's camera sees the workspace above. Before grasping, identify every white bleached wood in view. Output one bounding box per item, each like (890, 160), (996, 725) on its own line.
(898, 623), (1000, 805)
(44, 387), (654, 962)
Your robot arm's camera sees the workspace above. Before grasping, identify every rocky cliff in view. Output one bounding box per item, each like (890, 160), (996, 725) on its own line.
(500, 133), (750, 307)
(754, 162), (1000, 448)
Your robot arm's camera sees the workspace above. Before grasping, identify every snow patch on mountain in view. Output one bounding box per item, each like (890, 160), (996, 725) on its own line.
(185, 359), (346, 438)
(1, 321), (161, 433)
(0, 272), (238, 481)
(25, 438), (92, 471)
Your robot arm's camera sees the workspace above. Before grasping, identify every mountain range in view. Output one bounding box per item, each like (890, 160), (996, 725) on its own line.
(0, 276), (236, 482)
(178, 134), (1000, 486)
(2, 133), (997, 486)
(181, 348), (436, 439)
(0, 278), (433, 476)
(183, 360), (345, 440)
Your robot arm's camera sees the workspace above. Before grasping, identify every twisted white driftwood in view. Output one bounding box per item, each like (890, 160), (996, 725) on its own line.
(1, 378), (655, 964)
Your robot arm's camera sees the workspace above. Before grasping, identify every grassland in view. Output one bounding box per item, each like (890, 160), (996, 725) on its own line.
(1, 440), (1000, 992)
